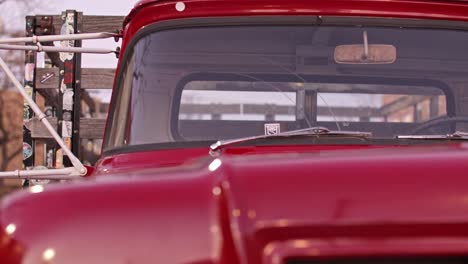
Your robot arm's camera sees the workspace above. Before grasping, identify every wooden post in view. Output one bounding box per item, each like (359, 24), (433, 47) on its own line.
(56, 10), (82, 168)
(73, 12), (83, 162)
(22, 16), (37, 171)
(21, 16), (38, 187)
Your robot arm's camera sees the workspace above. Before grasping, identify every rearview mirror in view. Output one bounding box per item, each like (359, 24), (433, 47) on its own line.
(334, 44), (396, 64)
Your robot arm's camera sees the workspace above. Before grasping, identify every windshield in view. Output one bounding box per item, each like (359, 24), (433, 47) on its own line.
(104, 22), (468, 150)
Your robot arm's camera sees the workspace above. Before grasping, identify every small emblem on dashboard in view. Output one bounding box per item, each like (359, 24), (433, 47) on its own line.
(264, 123), (280, 136)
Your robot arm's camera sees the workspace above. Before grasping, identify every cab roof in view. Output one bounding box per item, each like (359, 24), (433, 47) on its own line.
(126, 0), (468, 26)
(132, 0), (468, 9)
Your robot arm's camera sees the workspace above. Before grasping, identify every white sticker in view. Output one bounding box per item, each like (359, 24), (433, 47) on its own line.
(264, 123), (280, 136)
(62, 121), (73, 138)
(63, 89), (74, 110)
(46, 149), (54, 168)
(25, 63), (35, 82)
(59, 13), (75, 62)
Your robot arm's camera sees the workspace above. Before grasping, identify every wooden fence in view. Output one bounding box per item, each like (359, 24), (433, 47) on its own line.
(22, 11), (123, 172)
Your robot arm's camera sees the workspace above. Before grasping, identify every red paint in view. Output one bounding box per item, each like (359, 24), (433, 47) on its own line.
(2, 143), (468, 263)
(94, 147), (209, 175)
(83, 164), (95, 177)
(220, 144), (468, 262)
(2, 1), (468, 263)
(94, 145), (407, 177)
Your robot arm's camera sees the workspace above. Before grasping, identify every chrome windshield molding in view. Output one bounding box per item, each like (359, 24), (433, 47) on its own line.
(396, 132), (468, 140)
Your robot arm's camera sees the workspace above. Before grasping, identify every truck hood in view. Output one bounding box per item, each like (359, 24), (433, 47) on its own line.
(1, 143), (468, 263)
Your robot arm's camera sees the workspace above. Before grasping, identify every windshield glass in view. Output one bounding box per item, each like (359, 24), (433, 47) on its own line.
(105, 23), (468, 150)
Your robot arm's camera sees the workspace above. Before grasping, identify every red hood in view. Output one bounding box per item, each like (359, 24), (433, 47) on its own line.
(1, 144), (468, 263)
(218, 143), (468, 262)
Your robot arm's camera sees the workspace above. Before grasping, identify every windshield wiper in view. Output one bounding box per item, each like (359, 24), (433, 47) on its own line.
(210, 126), (372, 153)
(396, 131), (468, 140)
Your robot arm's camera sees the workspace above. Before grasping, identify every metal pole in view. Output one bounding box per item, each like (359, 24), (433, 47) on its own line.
(0, 44), (116, 54)
(0, 168), (82, 179)
(0, 32), (117, 44)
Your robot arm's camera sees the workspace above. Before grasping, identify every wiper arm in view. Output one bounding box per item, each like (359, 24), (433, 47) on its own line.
(396, 131), (468, 140)
(210, 126), (372, 153)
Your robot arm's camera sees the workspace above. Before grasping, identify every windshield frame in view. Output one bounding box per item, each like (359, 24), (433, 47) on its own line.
(102, 15), (468, 157)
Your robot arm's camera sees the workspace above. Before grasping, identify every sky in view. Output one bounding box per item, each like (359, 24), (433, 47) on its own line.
(52, 0), (135, 68)
(52, 0), (134, 16)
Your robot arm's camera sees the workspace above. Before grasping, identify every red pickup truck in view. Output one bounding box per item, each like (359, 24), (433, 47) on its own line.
(3, 0), (468, 263)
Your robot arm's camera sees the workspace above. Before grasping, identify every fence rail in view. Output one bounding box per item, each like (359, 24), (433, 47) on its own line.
(36, 68), (115, 89)
(37, 15), (124, 34)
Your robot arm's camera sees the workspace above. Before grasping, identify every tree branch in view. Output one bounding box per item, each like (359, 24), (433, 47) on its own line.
(1, 145), (21, 171)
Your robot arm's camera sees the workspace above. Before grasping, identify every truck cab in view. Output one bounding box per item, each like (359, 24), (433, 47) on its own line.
(2, 0), (468, 263)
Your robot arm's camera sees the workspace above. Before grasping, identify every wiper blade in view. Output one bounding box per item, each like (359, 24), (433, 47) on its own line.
(396, 131), (468, 140)
(210, 126), (372, 153)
